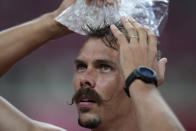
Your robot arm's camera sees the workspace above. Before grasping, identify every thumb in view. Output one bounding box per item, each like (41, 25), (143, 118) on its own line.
(157, 58), (167, 86)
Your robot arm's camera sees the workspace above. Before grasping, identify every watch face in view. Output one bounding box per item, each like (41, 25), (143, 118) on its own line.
(135, 66), (158, 86)
(139, 67), (154, 78)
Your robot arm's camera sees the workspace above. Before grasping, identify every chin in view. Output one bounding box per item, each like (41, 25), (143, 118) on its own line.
(78, 112), (101, 129)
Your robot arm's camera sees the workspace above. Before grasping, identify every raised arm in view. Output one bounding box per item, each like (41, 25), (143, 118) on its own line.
(110, 17), (185, 131)
(0, 0), (75, 78)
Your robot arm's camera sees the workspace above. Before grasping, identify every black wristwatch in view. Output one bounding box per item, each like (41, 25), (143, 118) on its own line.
(124, 66), (158, 97)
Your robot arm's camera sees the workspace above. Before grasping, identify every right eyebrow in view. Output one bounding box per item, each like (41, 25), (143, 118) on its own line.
(74, 59), (86, 65)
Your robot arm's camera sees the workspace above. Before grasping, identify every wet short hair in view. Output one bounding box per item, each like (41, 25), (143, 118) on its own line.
(82, 21), (129, 50)
(82, 22), (161, 59)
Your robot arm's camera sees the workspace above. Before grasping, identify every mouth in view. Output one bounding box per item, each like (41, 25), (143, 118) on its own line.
(77, 95), (97, 109)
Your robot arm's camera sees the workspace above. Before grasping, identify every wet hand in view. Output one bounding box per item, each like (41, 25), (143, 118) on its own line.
(110, 17), (167, 86)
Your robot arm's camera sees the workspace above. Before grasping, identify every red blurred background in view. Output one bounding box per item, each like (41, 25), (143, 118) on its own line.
(0, 0), (196, 130)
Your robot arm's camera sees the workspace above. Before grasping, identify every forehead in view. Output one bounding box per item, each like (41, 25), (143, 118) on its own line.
(77, 38), (119, 62)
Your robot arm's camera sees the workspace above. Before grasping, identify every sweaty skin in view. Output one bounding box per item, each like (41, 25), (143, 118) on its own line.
(72, 17), (185, 131)
(73, 38), (138, 131)
(72, 36), (185, 131)
(110, 17), (185, 131)
(0, 0), (120, 131)
(0, 0), (185, 131)
(0, 0), (73, 131)
(0, 0), (75, 78)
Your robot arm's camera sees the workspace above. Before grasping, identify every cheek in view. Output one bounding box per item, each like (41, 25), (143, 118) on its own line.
(73, 74), (79, 91)
(96, 74), (123, 98)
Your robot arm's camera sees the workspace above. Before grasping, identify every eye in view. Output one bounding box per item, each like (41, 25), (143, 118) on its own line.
(76, 64), (87, 72)
(100, 64), (113, 72)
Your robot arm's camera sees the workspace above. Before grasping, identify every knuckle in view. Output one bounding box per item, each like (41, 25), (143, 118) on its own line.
(154, 50), (158, 55)
(127, 26), (136, 33)
(151, 49), (158, 54)
(147, 28), (155, 34)
(144, 26), (150, 31)
(117, 32), (124, 38)
(149, 32), (156, 38)
(142, 44), (148, 49)
(138, 26), (145, 32)
(149, 35), (157, 41)
(154, 51), (158, 58)
(112, 27), (118, 32)
(134, 22), (141, 27)
(149, 34), (156, 38)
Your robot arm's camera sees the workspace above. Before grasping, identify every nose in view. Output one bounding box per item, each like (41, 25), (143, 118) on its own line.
(80, 76), (96, 89)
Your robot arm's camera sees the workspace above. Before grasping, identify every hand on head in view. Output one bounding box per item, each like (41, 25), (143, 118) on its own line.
(110, 17), (167, 86)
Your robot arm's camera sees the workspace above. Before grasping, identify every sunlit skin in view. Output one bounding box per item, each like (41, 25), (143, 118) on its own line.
(73, 38), (138, 131)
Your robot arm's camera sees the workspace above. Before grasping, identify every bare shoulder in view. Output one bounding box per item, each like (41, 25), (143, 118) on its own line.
(32, 120), (68, 131)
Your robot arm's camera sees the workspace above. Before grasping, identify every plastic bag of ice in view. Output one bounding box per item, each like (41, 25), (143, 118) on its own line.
(55, 0), (169, 36)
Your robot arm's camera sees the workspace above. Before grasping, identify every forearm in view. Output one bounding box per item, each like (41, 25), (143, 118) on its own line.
(0, 12), (68, 77)
(130, 80), (185, 131)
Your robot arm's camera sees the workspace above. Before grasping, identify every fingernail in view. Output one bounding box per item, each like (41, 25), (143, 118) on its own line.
(110, 24), (115, 29)
(128, 18), (135, 22)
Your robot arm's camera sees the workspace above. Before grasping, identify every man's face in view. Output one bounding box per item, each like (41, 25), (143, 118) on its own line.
(72, 38), (126, 129)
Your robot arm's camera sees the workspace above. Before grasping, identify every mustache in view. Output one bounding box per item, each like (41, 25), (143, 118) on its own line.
(69, 87), (112, 105)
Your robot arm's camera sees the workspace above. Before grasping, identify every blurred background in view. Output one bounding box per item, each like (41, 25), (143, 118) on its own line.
(0, 0), (195, 130)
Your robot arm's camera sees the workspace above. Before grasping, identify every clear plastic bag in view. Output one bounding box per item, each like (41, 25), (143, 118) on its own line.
(55, 0), (169, 36)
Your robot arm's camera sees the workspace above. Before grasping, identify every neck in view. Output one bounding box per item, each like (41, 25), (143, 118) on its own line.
(92, 98), (138, 131)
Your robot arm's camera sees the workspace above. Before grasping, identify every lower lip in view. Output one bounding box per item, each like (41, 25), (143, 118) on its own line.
(78, 102), (95, 108)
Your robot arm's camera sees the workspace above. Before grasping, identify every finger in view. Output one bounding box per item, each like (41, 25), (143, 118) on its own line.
(146, 27), (157, 51)
(106, 0), (114, 5)
(96, 0), (104, 8)
(121, 17), (138, 44)
(86, 0), (91, 5)
(110, 24), (127, 45)
(157, 58), (167, 86)
(128, 18), (147, 46)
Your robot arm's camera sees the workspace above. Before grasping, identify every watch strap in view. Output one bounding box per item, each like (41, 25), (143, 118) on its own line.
(124, 66), (158, 97)
(124, 70), (137, 97)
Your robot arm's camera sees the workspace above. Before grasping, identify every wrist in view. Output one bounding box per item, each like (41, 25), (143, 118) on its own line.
(124, 66), (158, 97)
(131, 79), (155, 90)
(130, 80), (158, 100)
(41, 12), (70, 40)
(129, 80), (156, 96)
